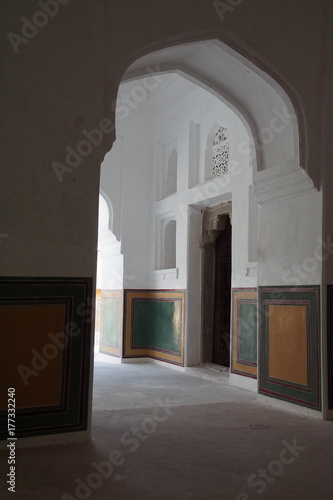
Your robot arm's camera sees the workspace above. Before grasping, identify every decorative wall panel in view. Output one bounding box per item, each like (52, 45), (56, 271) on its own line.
(328, 285), (333, 409)
(95, 288), (101, 332)
(100, 290), (122, 357)
(259, 286), (321, 410)
(231, 288), (257, 379)
(0, 277), (93, 439)
(123, 290), (185, 366)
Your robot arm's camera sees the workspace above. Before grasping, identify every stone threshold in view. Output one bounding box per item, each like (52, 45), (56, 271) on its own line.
(185, 363), (230, 384)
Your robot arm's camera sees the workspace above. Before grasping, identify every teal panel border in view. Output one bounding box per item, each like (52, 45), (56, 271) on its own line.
(0, 277), (93, 439)
(259, 286), (321, 411)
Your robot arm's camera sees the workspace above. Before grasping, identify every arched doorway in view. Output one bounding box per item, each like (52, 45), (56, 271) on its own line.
(95, 37), (321, 420)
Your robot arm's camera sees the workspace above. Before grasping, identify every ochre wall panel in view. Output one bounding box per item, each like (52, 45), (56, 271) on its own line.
(0, 304), (66, 410)
(268, 305), (308, 386)
(259, 286), (320, 411)
(0, 277), (93, 440)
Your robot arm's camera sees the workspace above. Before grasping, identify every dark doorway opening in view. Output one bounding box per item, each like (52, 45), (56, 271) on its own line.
(212, 217), (232, 366)
(201, 203), (232, 367)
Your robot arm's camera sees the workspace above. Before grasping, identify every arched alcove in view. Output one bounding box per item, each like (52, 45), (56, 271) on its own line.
(99, 189), (114, 233)
(98, 192), (111, 234)
(97, 192), (123, 291)
(96, 193), (110, 291)
(165, 149), (178, 197)
(164, 219), (177, 269)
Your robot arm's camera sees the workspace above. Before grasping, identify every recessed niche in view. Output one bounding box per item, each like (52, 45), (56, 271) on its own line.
(165, 149), (178, 197)
(164, 219), (177, 269)
(155, 140), (178, 200)
(155, 215), (177, 271)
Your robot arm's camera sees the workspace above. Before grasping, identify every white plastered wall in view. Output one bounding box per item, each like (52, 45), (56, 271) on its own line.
(100, 72), (255, 372)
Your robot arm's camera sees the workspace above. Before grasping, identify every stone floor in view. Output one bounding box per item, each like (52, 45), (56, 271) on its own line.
(1, 355), (333, 499)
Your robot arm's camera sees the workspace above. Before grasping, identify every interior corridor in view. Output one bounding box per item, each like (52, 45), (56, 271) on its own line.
(1, 358), (333, 500)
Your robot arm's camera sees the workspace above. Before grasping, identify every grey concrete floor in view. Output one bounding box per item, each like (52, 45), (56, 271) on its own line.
(1, 354), (333, 500)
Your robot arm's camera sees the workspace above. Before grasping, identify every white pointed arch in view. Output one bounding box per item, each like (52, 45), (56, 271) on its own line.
(99, 189), (114, 233)
(109, 38), (315, 202)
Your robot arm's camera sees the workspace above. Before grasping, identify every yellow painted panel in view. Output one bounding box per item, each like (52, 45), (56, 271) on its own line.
(0, 304), (66, 410)
(268, 305), (308, 386)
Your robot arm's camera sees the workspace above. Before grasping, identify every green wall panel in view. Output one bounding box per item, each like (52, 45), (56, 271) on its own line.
(231, 289), (257, 379)
(102, 298), (120, 348)
(133, 299), (181, 353)
(238, 302), (257, 364)
(123, 290), (185, 365)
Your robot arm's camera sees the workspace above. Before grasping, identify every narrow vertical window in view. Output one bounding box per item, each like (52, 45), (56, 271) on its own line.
(212, 126), (229, 178)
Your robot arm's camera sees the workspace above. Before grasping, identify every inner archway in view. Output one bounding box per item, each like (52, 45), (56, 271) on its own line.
(100, 64), (253, 372)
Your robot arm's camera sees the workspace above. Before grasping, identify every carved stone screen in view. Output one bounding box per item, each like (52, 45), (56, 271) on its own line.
(212, 126), (229, 178)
